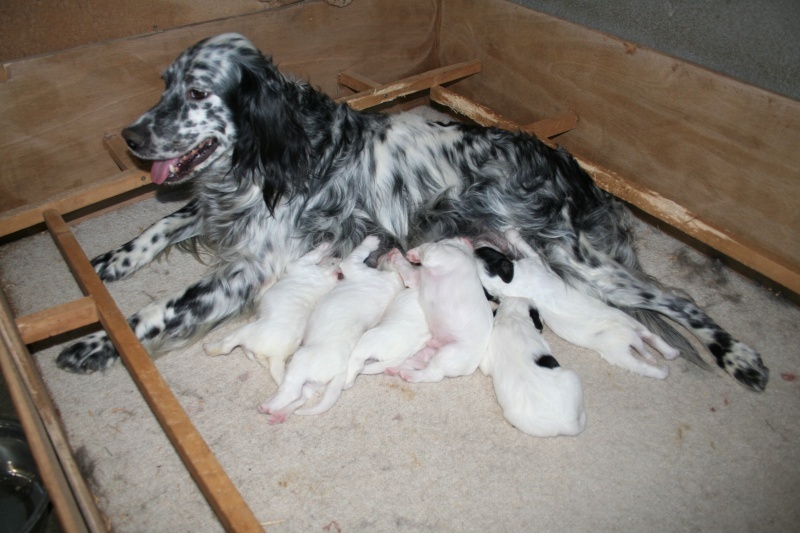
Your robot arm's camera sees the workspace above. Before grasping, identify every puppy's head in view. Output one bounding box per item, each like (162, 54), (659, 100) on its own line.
(475, 247), (515, 283)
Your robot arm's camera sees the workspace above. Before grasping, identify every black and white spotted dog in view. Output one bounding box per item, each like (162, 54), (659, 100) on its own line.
(57, 33), (769, 391)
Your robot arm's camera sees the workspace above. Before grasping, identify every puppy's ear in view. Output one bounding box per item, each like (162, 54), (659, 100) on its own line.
(474, 247), (515, 283)
(226, 52), (309, 213)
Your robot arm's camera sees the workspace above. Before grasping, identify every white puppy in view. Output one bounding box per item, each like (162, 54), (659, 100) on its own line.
(482, 297), (586, 437)
(259, 236), (405, 423)
(202, 242), (340, 384)
(387, 238), (494, 383)
(476, 229), (679, 379)
(345, 250), (432, 388)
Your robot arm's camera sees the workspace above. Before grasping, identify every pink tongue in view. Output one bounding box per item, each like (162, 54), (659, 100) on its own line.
(150, 157), (180, 184)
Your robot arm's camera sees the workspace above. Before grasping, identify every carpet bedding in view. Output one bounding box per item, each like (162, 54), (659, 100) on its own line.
(1, 110), (798, 532)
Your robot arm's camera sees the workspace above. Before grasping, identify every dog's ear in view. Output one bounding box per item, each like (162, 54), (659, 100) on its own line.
(227, 53), (309, 213)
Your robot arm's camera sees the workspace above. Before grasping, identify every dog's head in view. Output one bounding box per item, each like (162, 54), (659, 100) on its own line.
(122, 33), (309, 212)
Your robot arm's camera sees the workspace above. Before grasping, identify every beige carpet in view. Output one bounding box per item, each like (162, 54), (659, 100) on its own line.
(1, 125), (798, 532)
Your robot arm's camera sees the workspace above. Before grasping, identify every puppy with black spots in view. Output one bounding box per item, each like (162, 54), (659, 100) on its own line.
(476, 230), (679, 380)
(482, 297), (586, 437)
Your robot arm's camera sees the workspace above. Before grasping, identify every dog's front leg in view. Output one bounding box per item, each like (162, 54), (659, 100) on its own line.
(56, 258), (267, 373)
(91, 200), (202, 282)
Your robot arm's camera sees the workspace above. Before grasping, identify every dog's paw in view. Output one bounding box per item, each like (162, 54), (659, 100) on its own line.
(723, 341), (769, 392)
(91, 247), (139, 282)
(56, 332), (120, 373)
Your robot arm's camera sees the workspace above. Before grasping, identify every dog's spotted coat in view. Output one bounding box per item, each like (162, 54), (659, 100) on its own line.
(57, 33), (768, 391)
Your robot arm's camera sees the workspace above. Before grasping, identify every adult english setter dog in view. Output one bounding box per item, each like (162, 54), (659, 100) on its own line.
(57, 33), (768, 391)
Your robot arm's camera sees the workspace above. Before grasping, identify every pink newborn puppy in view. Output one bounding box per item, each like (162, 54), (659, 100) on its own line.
(387, 238), (493, 383)
(476, 229), (678, 379)
(259, 236), (404, 423)
(482, 297), (586, 437)
(203, 242), (339, 383)
(345, 250), (431, 388)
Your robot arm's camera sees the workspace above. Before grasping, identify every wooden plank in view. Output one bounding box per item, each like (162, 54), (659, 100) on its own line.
(103, 132), (137, 172)
(439, 0), (800, 290)
(0, 169), (152, 239)
(0, 288), (106, 532)
(338, 70), (381, 92)
(436, 87), (800, 294)
(338, 60), (482, 110)
(15, 297), (99, 345)
(430, 84), (578, 140)
(0, 0), (439, 213)
(523, 110), (579, 140)
(430, 84), (524, 132)
(42, 210), (263, 532)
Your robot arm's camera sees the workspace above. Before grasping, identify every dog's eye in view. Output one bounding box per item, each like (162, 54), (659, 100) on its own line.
(189, 89), (210, 100)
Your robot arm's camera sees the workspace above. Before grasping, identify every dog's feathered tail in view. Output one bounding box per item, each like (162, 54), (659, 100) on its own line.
(626, 308), (711, 370)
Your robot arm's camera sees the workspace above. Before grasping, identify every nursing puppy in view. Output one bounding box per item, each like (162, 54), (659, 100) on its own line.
(482, 297), (586, 437)
(345, 250), (431, 388)
(202, 242), (340, 384)
(387, 238), (493, 383)
(476, 230), (679, 379)
(259, 236), (404, 423)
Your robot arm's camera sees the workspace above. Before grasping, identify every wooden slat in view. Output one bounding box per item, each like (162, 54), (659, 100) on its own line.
(337, 60), (481, 110)
(0, 288), (106, 532)
(430, 84), (524, 132)
(522, 110), (579, 140)
(433, 89), (800, 295)
(0, 169), (152, 239)
(339, 75), (578, 142)
(338, 70), (380, 92)
(430, 85), (579, 140)
(15, 297), (99, 345)
(42, 210), (263, 533)
(103, 133), (137, 172)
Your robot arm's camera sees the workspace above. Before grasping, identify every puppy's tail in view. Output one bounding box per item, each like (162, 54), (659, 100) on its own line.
(627, 308), (711, 370)
(295, 374), (346, 416)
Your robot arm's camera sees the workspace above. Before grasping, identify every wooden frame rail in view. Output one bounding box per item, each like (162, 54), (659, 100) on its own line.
(0, 289), (101, 533)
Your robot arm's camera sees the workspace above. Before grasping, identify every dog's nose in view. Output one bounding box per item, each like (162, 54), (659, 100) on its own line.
(121, 126), (146, 151)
